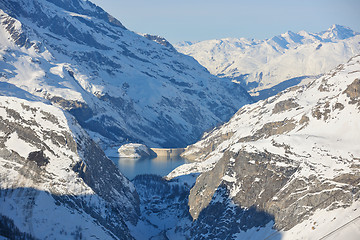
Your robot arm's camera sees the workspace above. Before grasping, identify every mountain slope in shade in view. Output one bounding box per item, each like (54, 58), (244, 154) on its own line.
(0, 84), (139, 239)
(167, 55), (360, 239)
(0, 0), (252, 150)
(175, 25), (360, 101)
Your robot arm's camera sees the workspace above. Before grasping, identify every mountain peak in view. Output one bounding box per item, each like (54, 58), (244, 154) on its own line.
(321, 24), (359, 40)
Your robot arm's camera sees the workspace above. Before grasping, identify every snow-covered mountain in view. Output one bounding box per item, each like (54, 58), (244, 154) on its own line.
(0, 0), (252, 150)
(2, 55), (358, 240)
(2, 0), (359, 239)
(175, 25), (360, 101)
(0, 84), (139, 239)
(167, 55), (360, 239)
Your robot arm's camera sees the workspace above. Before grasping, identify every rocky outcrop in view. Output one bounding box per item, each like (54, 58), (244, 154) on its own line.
(344, 78), (360, 107)
(272, 98), (299, 114)
(27, 150), (49, 167)
(189, 185), (275, 239)
(143, 34), (176, 51)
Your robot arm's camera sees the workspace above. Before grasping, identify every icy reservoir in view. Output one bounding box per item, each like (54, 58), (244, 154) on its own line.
(110, 155), (188, 180)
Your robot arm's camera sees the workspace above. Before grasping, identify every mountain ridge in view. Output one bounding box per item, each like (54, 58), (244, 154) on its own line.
(0, 0), (252, 150)
(175, 25), (360, 101)
(167, 54), (360, 239)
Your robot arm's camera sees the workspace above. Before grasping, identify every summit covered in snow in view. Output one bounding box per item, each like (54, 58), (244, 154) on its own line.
(175, 24), (360, 100)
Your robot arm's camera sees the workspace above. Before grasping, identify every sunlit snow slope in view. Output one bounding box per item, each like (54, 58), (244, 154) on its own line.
(0, 0), (252, 149)
(175, 25), (360, 101)
(168, 55), (360, 239)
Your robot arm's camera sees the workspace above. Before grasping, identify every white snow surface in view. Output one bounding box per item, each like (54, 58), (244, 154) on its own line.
(280, 200), (360, 240)
(117, 143), (152, 158)
(175, 25), (360, 98)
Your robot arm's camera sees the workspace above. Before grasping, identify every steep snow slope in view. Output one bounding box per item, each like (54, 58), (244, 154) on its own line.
(175, 25), (360, 100)
(0, 0), (252, 149)
(0, 84), (139, 239)
(168, 55), (360, 239)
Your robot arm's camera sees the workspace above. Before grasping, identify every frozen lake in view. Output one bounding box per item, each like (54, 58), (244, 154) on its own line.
(109, 155), (188, 180)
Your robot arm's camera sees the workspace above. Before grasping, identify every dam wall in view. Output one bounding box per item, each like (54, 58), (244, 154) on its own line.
(151, 148), (185, 157)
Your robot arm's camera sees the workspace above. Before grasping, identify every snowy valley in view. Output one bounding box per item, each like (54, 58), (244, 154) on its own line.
(0, 0), (360, 239)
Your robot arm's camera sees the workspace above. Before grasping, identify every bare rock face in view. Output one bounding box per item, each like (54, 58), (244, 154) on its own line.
(272, 98), (299, 114)
(189, 185), (275, 239)
(188, 151), (298, 224)
(188, 149), (357, 231)
(27, 150), (49, 167)
(344, 78), (360, 107)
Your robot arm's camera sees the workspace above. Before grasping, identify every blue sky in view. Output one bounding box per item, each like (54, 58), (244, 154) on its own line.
(90, 0), (360, 43)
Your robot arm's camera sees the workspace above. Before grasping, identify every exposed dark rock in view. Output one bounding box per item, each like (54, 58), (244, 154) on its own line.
(312, 101), (331, 120)
(132, 174), (192, 239)
(187, 147), (357, 231)
(143, 34), (176, 51)
(334, 102), (345, 110)
(237, 120), (296, 142)
(1, 17), (32, 49)
(272, 98), (299, 114)
(343, 78), (360, 107)
(190, 185), (275, 240)
(299, 114), (310, 125)
(27, 150), (49, 167)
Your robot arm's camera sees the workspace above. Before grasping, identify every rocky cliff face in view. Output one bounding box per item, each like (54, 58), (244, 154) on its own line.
(168, 55), (360, 239)
(175, 25), (360, 101)
(0, 0), (252, 149)
(0, 85), (139, 239)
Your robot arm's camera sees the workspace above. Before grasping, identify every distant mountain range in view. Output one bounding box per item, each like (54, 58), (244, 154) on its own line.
(175, 24), (360, 100)
(0, 0), (251, 150)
